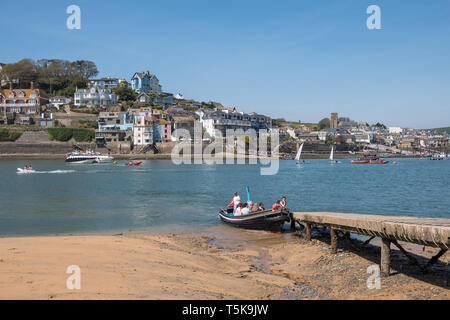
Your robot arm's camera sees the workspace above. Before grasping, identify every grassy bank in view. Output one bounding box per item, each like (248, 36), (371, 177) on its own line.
(47, 127), (95, 142)
(0, 128), (23, 142)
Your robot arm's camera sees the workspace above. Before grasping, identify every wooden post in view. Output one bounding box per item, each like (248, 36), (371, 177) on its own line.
(426, 249), (447, 269)
(330, 228), (338, 254)
(381, 238), (391, 277)
(290, 212), (296, 231)
(305, 223), (311, 241)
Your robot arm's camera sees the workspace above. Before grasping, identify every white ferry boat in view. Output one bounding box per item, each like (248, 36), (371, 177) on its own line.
(65, 150), (113, 163)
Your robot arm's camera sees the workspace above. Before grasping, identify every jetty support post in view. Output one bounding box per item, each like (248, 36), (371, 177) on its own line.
(381, 238), (391, 277)
(305, 223), (311, 241)
(330, 228), (338, 254)
(426, 249), (448, 270)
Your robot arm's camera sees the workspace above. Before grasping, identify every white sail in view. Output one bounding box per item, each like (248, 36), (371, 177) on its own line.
(295, 143), (304, 161)
(330, 146), (334, 160)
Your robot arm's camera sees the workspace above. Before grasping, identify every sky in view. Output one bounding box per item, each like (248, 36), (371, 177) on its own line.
(1, 0), (450, 128)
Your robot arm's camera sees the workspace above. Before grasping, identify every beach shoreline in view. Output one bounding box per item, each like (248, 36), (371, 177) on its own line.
(0, 228), (448, 300)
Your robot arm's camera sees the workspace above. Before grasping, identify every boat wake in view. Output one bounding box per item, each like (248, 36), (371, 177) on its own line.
(17, 169), (76, 174)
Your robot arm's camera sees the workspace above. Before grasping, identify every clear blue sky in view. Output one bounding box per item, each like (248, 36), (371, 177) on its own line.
(2, 0), (450, 128)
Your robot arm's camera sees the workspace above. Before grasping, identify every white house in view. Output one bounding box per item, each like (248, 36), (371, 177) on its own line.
(133, 115), (153, 146)
(389, 127), (404, 134)
(49, 96), (71, 109)
(74, 85), (117, 107)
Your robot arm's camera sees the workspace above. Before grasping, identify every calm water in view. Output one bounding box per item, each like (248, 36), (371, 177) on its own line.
(0, 159), (449, 237)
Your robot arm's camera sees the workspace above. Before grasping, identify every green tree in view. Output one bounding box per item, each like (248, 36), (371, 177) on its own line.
(113, 86), (137, 102)
(2, 59), (38, 88)
(374, 122), (387, 129)
(318, 118), (330, 130)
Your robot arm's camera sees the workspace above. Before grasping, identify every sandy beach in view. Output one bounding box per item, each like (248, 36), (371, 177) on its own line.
(0, 227), (448, 300)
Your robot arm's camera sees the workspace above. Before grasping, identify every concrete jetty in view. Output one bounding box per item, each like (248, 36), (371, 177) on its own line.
(293, 212), (450, 276)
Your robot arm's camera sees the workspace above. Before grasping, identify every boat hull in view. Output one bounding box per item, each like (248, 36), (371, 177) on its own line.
(126, 161), (142, 166)
(17, 168), (36, 173)
(351, 160), (369, 164)
(218, 209), (291, 232)
(369, 160), (389, 164)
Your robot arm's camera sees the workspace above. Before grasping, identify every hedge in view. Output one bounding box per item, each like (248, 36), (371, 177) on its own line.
(47, 127), (94, 142)
(0, 129), (23, 141)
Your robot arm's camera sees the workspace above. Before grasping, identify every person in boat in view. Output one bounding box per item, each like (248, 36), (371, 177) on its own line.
(272, 200), (282, 211)
(280, 196), (287, 209)
(232, 192), (241, 211)
(241, 203), (250, 216)
(234, 203), (243, 216)
(251, 203), (259, 212)
(258, 203), (265, 211)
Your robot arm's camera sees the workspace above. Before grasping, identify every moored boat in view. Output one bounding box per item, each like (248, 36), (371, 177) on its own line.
(351, 159), (369, 164)
(369, 159), (389, 164)
(218, 208), (291, 232)
(126, 161), (142, 166)
(65, 150), (113, 164)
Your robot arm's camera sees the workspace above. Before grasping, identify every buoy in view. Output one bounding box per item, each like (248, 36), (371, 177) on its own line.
(393, 161), (397, 164)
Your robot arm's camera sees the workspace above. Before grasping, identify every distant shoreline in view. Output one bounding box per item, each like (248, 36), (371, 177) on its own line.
(0, 153), (424, 161)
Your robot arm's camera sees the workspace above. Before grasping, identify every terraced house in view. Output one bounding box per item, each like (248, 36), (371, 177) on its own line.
(196, 109), (272, 138)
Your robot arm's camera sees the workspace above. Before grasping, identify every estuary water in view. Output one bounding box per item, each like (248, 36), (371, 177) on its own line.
(0, 159), (448, 237)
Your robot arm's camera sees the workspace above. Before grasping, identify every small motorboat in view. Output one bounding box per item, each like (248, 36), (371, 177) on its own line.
(369, 159), (389, 164)
(17, 167), (36, 174)
(218, 208), (291, 232)
(126, 161), (142, 166)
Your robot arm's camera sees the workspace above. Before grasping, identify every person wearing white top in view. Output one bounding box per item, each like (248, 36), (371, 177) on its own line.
(234, 205), (242, 216)
(233, 192), (241, 211)
(241, 206), (250, 215)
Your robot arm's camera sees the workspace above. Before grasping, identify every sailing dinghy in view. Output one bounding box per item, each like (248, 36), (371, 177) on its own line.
(329, 146), (339, 164)
(295, 143), (305, 164)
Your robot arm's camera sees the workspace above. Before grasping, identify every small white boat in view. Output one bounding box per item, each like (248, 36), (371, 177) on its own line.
(295, 143), (305, 164)
(329, 146), (339, 164)
(17, 168), (36, 174)
(65, 150), (113, 164)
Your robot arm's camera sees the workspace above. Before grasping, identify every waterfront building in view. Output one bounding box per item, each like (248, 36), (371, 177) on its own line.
(133, 115), (154, 146)
(98, 112), (134, 131)
(172, 116), (196, 139)
(131, 71), (162, 94)
(330, 113), (338, 129)
(196, 109), (272, 138)
(74, 85), (117, 107)
(48, 96), (71, 109)
(153, 119), (172, 143)
(0, 87), (48, 115)
(95, 128), (132, 151)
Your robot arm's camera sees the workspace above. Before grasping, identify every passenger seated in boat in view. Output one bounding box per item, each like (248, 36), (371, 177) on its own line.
(240, 203), (250, 216)
(280, 196), (287, 209)
(251, 203), (259, 212)
(234, 203), (243, 216)
(272, 200), (282, 211)
(258, 203), (265, 211)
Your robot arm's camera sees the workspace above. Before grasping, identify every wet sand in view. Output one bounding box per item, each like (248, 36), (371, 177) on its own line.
(0, 227), (448, 300)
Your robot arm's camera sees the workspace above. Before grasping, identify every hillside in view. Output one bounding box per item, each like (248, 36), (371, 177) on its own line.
(429, 127), (450, 133)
